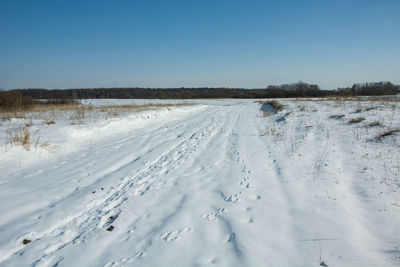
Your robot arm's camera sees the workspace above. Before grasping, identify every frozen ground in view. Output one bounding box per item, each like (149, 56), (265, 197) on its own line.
(0, 98), (399, 266)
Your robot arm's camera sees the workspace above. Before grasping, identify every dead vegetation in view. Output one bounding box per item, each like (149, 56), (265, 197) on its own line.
(1, 102), (192, 121)
(6, 126), (33, 150)
(5, 125), (48, 151)
(348, 117), (365, 124)
(0, 91), (34, 111)
(376, 129), (400, 140)
(329, 114), (345, 119)
(2, 102), (192, 151)
(367, 121), (382, 127)
(290, 96), (400, 103)
(22, 239), (31, 245)
(1, 90), (193, 121)
(44, 119), (56, 125)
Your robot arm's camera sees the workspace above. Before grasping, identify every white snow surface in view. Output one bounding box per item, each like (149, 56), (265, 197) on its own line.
(0, 99), (400, 266)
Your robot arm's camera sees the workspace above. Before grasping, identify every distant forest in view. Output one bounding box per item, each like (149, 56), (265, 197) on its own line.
(10, 81), (400, 99)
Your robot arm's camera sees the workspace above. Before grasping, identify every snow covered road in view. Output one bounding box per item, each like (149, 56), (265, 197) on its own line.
(1, 99), (399, 266)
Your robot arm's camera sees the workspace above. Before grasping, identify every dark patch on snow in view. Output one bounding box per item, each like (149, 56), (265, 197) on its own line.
(260, 104), (275, 112)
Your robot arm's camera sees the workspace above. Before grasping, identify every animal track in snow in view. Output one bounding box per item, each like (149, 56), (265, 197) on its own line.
(239, 178), (250, 188)
(134, 251), (145, 258)
(201, 208), (226, 221)
(160, 228), (192, 242)
(225, 192), (242, 202)
(101, 209), (121, 229)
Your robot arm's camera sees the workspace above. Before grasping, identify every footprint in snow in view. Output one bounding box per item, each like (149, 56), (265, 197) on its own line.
(134, 251), (145, 258)
(225, 192), (242, 202)
(160, 228), (192, 242)
(202, 208), (226, 221)
(102, 209), (121, 230)
(239, 181), (250, 188)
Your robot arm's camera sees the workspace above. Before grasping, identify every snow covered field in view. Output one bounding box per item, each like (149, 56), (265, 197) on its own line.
(0, 98), (399, 266)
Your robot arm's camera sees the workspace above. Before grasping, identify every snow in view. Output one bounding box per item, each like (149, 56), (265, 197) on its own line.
(0, 98), (399, 266)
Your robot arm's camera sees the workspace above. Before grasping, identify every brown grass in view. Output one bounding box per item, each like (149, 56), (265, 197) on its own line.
(290, 96), (400, 102)
(348, 117), (365, 124)
(0, 91), (34, 111)
(1, 102), (193, 120)
(376, 129), (400, 140)
(365, 106), (377, 111)
(44, 120), (56, 125)
(329, 114), (345, 119)
(367, 121), (382, 127)
(6, 126), (32, 150)
(22, 129), (30, 150)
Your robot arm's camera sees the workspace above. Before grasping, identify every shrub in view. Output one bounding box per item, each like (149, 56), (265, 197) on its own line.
(0, 91), (34, 111)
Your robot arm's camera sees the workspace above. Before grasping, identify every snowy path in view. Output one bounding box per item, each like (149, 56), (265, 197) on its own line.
(0, 100), (399, 266)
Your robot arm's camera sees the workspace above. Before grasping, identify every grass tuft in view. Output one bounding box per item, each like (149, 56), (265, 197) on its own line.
(348, 117), (365, 124)
(367, 121), (382, 127)
(376, 129), (400, 140)
(329, 114), (345, 119)
(45, 120), (56, 125)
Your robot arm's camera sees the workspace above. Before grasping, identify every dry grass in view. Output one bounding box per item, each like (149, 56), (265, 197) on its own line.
(367, 121), (382, 127)
(348, 117), (365, 124)
(1, 102), (193, 121)
(376, 129), (400, 140)
(291, 96), (400, 102)
(365, 106), (377, 111)
(329, 114), (345, 119)
(2, 102), (193, 150)
(6, 126), (35, 150)
(262, 110), (270, 117)
(0, 91), (34, 111)
(44, 119), (56, 125)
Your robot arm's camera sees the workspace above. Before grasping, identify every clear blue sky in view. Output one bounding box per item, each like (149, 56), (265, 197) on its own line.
(1, 0), (399, 89)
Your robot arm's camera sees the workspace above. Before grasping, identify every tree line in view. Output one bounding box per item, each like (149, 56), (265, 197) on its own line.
(7, 81), (400, 100)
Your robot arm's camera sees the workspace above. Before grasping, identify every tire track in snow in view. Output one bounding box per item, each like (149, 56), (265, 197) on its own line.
(102, 107), (240, 266)
(0, 107), (224, 266)
(198, 110), (257, 263)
